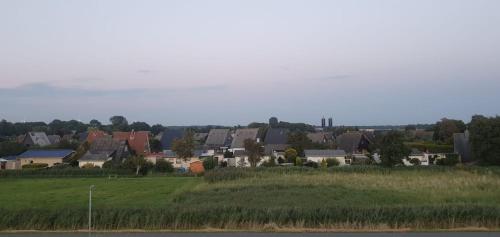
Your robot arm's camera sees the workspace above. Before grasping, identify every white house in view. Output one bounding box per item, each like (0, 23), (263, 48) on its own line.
(304, 149), (349, 165)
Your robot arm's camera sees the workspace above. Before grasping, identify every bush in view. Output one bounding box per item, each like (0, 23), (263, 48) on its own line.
(304, 161), (318, 168)
(261, 156), (277, 167)
(202, 157), (218, 170)
(436, 154), (460, 166)
(21, 163), (48, 169)
(409, 158), (421, 166)
(155, 159), (174, 173)
(295, 157), (303, 166)
(326, 158), (340, 167)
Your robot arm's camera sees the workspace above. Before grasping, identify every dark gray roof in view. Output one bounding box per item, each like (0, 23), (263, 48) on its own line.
(89, 137), (122, 154)
(454, 132), (472, 162)
(194, 133), (208, 142)
(304, 149), (346, 157)
(47, 135), (61, 145)
(162, 149), (203, 158)
(205, 129), (231, 148)
(25, 132), (51, 147)
(336, 132), (363, 153)
(231, 128), (259, 148)
(160, 129), (185, 150)
(80, 152), (110, 161)
(264, 128), (288, 145)
(307, 132), (333, 143)
(17, 149), (74, 159)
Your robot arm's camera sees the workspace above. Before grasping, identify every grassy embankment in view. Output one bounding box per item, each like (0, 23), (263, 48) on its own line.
(1, 166), (500, 231)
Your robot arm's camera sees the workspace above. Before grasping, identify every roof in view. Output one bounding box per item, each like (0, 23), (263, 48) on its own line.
(162, 149), (203, 158)
(307, 132), (333, 144)
(336, 132), (363, 153)
(205, 129), (231, 148)
(25, 132), (51, 147)
(17, 149), (74, 159)
(264, 144), (289, 155)
(113, 131), (151, 156)
(231, 128), (259, 148)
(194, 133), (208, 142)
(410, 148), (424, 156)
(304, 149), (346, 157)
(87, 130), (107, 144)
(88, 137), (123, 154)
(47, 135), (61, 145)
(264, 128), (288, 145)
(0, 156), (18, 161)
(79, 152), (111, 161)
(160, 129), (185, 150)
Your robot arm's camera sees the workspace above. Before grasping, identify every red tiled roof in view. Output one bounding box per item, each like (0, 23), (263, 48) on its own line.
(87, 131), (107, 144)
(113, 131), (151, 156)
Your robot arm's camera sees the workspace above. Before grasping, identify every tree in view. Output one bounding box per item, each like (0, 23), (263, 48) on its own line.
(109, 115), (129, 131)
(380, 131), (410, 167)
(155, 159), (174, 173)
(130, 121), (151, 131)
(285, 148), (298, 163)
(244, 138), (263, 168)
(409, 158), (421, 166)
(0, 141), (27, 157)
(151, 124), (165, 136)
(172, 131), (195, 161)
(469, 115), (500, 165)
(269, 117), (279, 128)
(124, 156), (150, 175)
(149, 139), (162, 153)
(433, 118), (466, 144)
(320, 159), (328, 169)
(89, 119), (102, 129)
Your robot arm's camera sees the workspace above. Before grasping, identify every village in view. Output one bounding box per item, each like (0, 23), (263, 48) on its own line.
(0, 116), (473, 173)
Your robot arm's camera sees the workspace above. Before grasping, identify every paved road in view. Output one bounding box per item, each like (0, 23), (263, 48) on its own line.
(1, 233), (500, 237)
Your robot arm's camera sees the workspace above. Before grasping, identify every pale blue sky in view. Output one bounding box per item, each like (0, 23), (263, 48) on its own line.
(0, 0), (499, 126)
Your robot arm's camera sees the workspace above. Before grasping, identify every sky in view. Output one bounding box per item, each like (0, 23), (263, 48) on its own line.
(1, 0), (499, 126)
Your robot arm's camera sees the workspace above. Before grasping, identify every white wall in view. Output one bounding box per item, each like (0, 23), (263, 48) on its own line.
(306, 156), (348, 166)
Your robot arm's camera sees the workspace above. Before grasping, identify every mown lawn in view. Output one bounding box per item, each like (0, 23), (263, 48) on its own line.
(0, 177), (201, 209)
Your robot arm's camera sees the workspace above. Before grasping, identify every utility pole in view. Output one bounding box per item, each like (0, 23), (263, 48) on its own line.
(89, 185), (95, 236)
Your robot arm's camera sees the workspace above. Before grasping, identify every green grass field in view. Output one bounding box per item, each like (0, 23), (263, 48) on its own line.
(1, 167), (500, 230)
(0, 177), (201, 209)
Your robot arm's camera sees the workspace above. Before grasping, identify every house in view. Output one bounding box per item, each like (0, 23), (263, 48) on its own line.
(204, 129), (232, 150)
(86, 130), (107, 144)
(0, 156), (19, 170)
(335, 132), (371, 154)
(304, 149), (349, 165)
(194, 133), (208, 144)
(307, 132), (334, 144)
(113, 131), (151, 156)
(264, 128), (288, 145)
(160, 129), (185, 152)
(47, 135), (61, 145)
(232, 150), (250, 167)
(404, 148), (428, 166)
(22, 132), (51, 147)
(230, 128), (259, 150)
(161, 150), (203, 169)
(79, 137), (130, 168)
(17, 149), (74, 168)
(454, 131), (472, 162)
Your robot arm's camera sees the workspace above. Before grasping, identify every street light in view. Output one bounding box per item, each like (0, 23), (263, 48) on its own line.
(89, 185), (95, 235)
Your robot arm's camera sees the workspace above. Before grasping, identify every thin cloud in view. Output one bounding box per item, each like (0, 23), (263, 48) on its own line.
(0, 82), (228, 99)
(315, 75), (352, 81)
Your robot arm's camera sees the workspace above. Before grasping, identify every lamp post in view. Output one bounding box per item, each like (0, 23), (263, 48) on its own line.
(89, 185), (95, 235)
